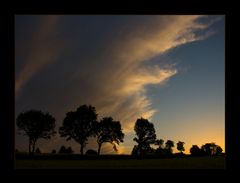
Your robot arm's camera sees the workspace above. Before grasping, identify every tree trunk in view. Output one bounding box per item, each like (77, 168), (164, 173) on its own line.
(80, 144), (84, 155)
(97, 143), (102, 155)
(29, 139), (32, 154)
(32, 140), (36, 155)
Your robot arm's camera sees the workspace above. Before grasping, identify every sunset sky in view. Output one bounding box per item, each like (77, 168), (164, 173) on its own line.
(15, 15), (225, 154)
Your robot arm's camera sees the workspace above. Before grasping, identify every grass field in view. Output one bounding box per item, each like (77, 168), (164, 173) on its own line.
(15, 156), (225, 169)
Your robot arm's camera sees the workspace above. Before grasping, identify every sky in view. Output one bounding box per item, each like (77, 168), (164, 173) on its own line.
(15, 15), (225, 154)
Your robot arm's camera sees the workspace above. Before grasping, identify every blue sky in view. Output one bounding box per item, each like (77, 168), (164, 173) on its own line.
(15, 15), (225, 154)
(147, 18), (225, 153)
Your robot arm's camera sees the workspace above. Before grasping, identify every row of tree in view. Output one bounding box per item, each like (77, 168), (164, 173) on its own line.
(16, 146), (73, 154)
(16, 104), (223, 156)
(190, 143), (223, 156)
(17, 141), (222, 156)
(131, 118), (223, 156)
(17, 105), (124, 155)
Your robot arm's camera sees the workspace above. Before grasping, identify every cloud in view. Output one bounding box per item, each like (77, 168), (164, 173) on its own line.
(15, 15), (217, 154)
(69, 15), (214, 131)
(65, 15), (216, 153)
(15, 15), (62, 97)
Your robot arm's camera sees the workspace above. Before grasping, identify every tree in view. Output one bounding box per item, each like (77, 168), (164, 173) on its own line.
(16, 110), (56, 155)
(131, 145), (140, 156)
(155, 139), (164, 149)
(155, 139), (166, 156)
(201, 143), (223, 155)
(133, 118), (156, 156)
(201, 142), (218, 155)
(190, 145), (204, 156)
(95, 117), (124, 155)
(177, 141), (185, 154)
(201, 143), (212, 155)
(165, 140), (174, 154)
(216, 146), (223, 155)
(59, 105), (97, 155)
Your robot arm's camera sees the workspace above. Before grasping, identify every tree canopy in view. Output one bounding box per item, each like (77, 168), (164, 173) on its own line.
(190, 145), (203, 156)
(177, 141), (185, 153)
(201, 142), (223, 155)
(165, 140), (174, 154)
(59, 105), (97, 155)
(216, 146), (223, 155)
(133, 118), (156, 156)
(16, 110), (56, 155)
(155, 139), (164, 149)
(95, 117), (124, 155)
(190, 143), (223, 156)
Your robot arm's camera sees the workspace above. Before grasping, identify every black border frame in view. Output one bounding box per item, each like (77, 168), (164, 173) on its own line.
(3, 0), (239, 179)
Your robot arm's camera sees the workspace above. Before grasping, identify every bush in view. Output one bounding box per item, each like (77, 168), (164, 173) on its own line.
(51, 149), (56, 154)
(66, 147), (73, 154)
(35, 148), (41, 154)
(59, 146), (73, 154)
(86, 149), (98, 156)
(59, 146), (67, 154)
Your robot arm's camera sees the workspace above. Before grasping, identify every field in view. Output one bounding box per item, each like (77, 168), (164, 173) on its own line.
(15, 155), (225, 169)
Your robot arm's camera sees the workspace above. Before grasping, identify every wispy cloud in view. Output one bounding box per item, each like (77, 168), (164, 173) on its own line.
(69, 15), (215, 132)
(15, 15), (62, 97)
(66, 15), (217, 153)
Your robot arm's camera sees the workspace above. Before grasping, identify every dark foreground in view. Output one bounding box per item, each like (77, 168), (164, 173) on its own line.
(15, 155), (225, 169)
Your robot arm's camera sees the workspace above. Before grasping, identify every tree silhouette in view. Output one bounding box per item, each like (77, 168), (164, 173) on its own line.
(16, 110), (56, 155)
(155, 139), (164, 149)
(165, 140), (174, 154)
(95, 117), (124, 155)
(190, 145), (204, 156)
(201, 143), (223, 155)
(133, 118), (156, 156)
(131, 145), (139, 156)
(155, 139), (166, 156)
(216, 146), (223, 155)
(59, 105), (97, 155)
(201, 143), (213, 155)
(177, 141), (185, 154)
